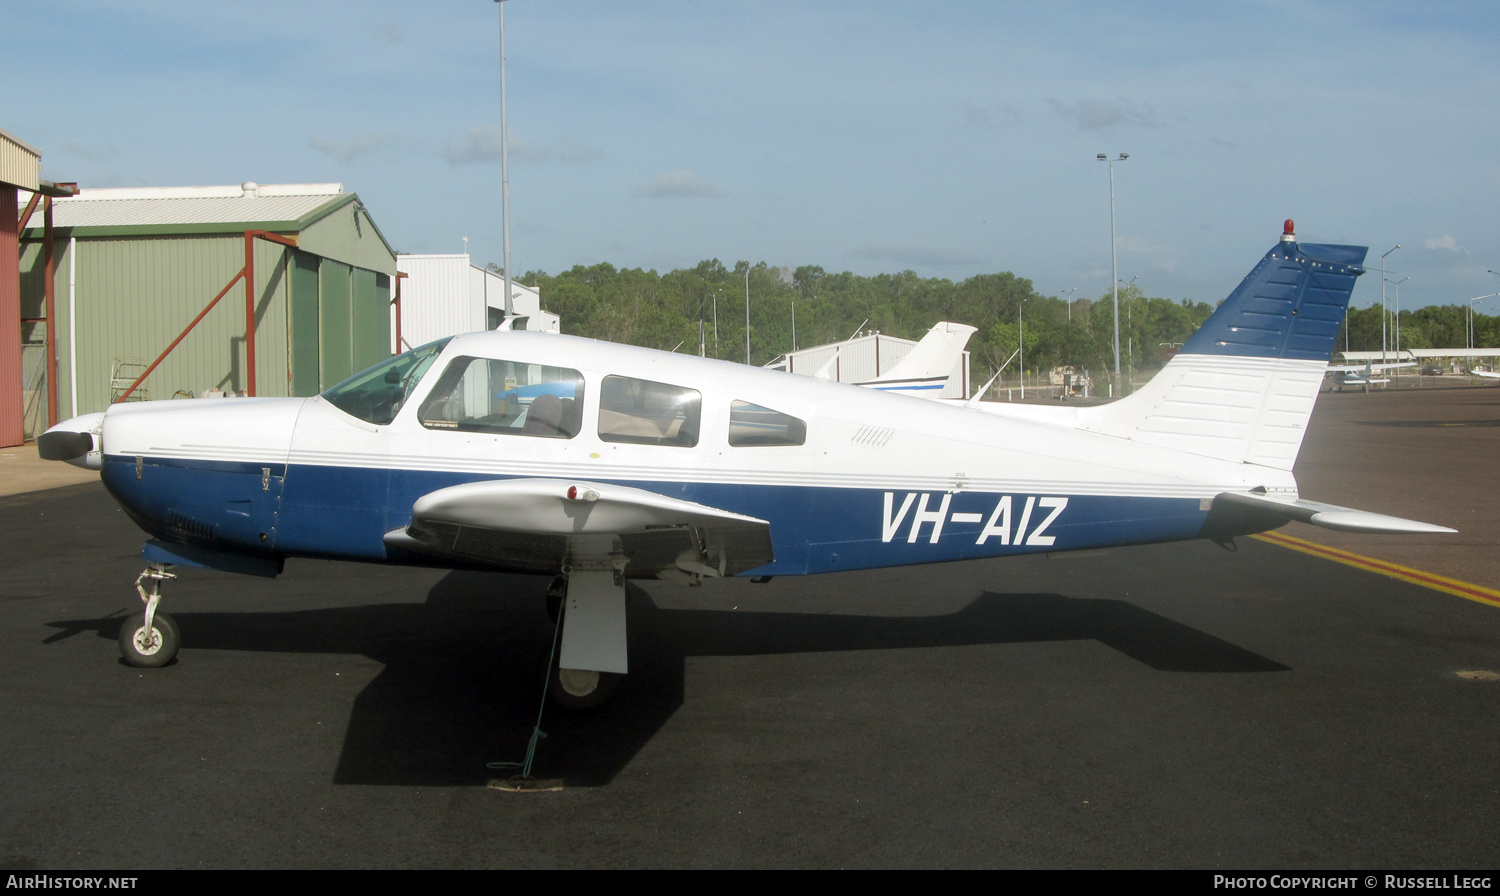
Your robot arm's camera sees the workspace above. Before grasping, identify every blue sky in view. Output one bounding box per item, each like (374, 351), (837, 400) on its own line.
(10, 1), (1500, 315)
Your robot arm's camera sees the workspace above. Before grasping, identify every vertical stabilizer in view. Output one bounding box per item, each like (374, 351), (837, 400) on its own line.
(858, 321), (977, 398)
(1080, 224), (1366, 470)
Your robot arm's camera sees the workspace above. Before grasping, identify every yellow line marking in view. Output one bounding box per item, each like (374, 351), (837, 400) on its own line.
(1251, 531), (1500, 609)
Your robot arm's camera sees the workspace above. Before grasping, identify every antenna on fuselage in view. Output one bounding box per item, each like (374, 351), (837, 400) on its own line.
(966, 347), (1020, 406)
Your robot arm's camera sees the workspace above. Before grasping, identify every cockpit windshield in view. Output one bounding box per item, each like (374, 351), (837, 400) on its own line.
(321, 337), (452, 425)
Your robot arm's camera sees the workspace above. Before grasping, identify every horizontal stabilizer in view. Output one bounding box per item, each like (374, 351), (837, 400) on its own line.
(1213, 491), (1455, 534)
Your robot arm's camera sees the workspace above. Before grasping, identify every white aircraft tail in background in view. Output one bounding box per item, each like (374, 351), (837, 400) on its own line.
(855, 321), (977, 399)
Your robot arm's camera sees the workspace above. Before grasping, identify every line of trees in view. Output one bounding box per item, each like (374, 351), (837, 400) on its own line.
(497, 260), (1500, 389)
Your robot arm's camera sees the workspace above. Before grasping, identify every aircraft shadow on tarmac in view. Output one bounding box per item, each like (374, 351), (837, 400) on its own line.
(45, 569), (1286, 788)
(1359, 418), (1500, 427)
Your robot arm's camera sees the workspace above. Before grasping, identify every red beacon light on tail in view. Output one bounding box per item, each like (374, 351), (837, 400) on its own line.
(1282, 219), (1296, 242)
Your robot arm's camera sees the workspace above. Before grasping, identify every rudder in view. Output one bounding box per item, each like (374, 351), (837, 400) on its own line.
(1080, 223), (1367, 471)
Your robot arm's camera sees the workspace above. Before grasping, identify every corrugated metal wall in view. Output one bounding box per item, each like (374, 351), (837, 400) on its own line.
(17, 228), (391, 434)
(395, 255), (483, 350)
(19, 234), (292, 417)
(784, 334), (913, 382)
(289, 250), (321, 396)
(0, 185), (22, 446)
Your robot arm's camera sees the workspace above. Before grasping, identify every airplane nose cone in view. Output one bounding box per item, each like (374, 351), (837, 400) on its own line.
(97, 396), (308, 549)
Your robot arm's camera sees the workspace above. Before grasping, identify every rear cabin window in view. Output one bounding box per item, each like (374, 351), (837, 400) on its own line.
(418, 356), (585, 439)
(598, 375), (701, 447)
(728, 400), (806, 447)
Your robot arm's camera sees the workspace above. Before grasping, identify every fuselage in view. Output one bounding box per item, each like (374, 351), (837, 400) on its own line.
(94, 330), (1293, 578)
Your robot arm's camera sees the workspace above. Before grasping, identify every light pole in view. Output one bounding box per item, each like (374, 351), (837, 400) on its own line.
(1378, 245), (1399, 364)
(1063, 286), (1077, 322)
(1018, 297), (1027, 400)
(1468, 293), (1500, 354)
(495, 0), (515, 318)
(1481, 273), (1500, 359)
(1387, 276), (1408, 358)
(1097, 153), (1129, 396)
(745, 267), (751, 364)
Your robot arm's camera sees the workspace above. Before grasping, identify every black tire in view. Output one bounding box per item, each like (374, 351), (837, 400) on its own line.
(549, 665), (623, 711)
(536, 647), (622, 711)
(118, 610), (180, 668)
(544, 575), (567, 624)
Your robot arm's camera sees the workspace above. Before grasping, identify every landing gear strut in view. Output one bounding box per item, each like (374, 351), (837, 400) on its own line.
(120, 564), (179, 668)
(540, 567), (628, 710)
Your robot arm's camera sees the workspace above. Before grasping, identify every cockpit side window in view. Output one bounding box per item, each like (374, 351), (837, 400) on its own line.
(598, 375), (701, 447)
(728, 400), (807, 447)
(417, 356), (585, 439)
(321, 337), (452, 425)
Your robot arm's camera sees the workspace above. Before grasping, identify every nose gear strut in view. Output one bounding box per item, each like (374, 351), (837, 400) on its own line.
(120, 564), (180, 668)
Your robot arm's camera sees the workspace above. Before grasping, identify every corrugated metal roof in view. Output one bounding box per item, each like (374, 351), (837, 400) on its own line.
(19, 182), (345, 230)
(0, 127), (42, 191)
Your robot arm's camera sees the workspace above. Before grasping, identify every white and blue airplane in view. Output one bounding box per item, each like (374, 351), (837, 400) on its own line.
(1325, 360), (1417, 391)
(39, 222), (1453, 708)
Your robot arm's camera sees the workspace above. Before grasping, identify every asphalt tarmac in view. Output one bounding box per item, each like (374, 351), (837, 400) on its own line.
(2, 388), (1498, 870)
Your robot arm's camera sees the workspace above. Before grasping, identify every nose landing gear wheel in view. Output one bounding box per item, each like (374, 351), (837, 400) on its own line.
(119, 610), (180, 668)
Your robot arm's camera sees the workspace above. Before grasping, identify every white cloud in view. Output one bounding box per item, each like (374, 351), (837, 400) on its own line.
(510, 137), (604, 164)
(308, 132), (404, 164)
(1048, 98), (1159, 130)
(854, 244), (987, 271)
(1425, 234), (1467, 254)
(964, 103), (1023, 129)
(445, 126), (603, 165)
(639, 169), (721, 199)
(444, 126), (505, 164)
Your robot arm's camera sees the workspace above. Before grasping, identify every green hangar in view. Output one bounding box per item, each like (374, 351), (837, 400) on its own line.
(18, 182), (396, 439)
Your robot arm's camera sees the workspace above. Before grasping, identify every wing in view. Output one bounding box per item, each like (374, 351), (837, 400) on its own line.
(383, 478), (774, 580)
(1472, 369), (1500, 380)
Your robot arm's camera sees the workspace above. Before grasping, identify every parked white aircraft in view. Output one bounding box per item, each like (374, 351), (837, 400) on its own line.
(40, 222), (1452, 708)
(1325, 360), (1416, 390)
(768, 320), (978, 399)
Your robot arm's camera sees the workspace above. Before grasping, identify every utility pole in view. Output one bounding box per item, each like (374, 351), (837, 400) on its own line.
(496, 0), (514, 317)
(1097, 153), (1129, 396)
(1379, 245), (1400, 365)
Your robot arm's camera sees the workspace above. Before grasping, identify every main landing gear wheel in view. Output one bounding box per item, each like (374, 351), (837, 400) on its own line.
(537, 647), (622, 711)
(119, 609), (180, 668)
(536, 568), (627, 710)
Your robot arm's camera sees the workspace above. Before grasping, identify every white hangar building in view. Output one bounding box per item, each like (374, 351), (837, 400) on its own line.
(394, 254), (558, 352)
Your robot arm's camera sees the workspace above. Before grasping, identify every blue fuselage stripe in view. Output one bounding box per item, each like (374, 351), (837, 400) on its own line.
(102, 455), (1210, 576)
